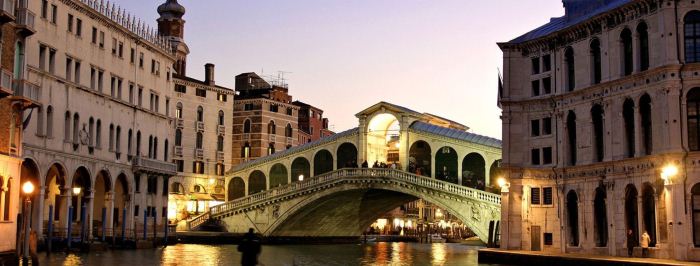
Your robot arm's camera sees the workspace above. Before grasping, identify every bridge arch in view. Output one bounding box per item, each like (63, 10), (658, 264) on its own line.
(462, 152), (486, 189)
(228, 177), (245, 200)
(435, 146), (458, 183)
(408, 140), (431, 177)
(248, 170), (266, 194)
(269, 163), (288, 188)
(336, 142), (358, 168)
(291, 157), (311, 182)
(313, 149), (334, 176)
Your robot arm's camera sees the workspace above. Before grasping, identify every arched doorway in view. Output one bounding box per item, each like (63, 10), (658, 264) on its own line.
(366, 113), (400, 164)
(313, 150), (333, 176)
(92, 170), (112, 239)
(71, 167), (92, 236)
(462, 153), (486, 189)
(409, 141), (431, 177)
(44, 163), (67, 236)
(336, 143), (358, 169)
(269, 164), (288, 188)
(113, 173), (129, 237)
(594, 185), (608, 247)
(641, 183), (657, 247)
(435, 146), (457, 183)
(566, 190), (579, 246)
(20, 159), (41, 232)
(291, 157), (310, 182)
(248, 171), (266, 194)
(625, 184), (639, 246)
(228, 177), (245, 200)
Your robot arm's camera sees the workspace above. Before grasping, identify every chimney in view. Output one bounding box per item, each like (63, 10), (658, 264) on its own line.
(205, 63), (215, 85)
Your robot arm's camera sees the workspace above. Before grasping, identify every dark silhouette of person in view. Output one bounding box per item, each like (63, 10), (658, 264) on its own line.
(238, 228), (261, 266)
(626, 229), (636, 257)
(361, 161), (368, 168)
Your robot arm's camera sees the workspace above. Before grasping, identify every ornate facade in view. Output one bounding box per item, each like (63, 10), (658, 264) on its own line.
(499, 0), (700, 261)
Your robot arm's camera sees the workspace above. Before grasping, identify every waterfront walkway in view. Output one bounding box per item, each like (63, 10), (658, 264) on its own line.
(478, 248), (699, 266)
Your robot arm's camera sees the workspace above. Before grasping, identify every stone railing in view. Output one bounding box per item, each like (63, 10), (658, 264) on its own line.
(187, 168), (501, 230)
(187, 211), (211, 230)
(132, 156), (177, 176)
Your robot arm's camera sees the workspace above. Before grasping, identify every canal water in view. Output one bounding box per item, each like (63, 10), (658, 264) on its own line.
(38, 242), (506, 265)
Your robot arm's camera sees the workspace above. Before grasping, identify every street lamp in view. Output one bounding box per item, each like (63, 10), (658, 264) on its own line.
(21, 181), (34, 266)
(72, 186), (81, 196)
(661, 164), (679, 184)
(497, 176), (510, 193)
(298, 175), (304, 181)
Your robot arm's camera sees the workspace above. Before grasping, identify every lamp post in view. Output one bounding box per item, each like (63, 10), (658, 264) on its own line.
(661, 164), (684, 260)
(298, 175), (304, 182)
(21, 181), (34, 266)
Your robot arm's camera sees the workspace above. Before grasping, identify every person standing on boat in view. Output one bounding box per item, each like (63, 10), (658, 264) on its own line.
(238, 228), (261, 266)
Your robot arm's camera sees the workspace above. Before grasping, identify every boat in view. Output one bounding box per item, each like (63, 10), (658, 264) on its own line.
(430, 234), (446, 243)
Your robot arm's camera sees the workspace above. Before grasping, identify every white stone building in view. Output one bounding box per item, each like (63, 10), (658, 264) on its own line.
(499, 0), (700, 261)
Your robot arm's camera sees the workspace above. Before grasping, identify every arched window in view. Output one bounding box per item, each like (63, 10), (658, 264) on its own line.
(640, 94), (652, 155)
(285, 123), (293, 137)
(268, 120), (276, 135)
(692, 183), (700, 246)
(566, 190), (579, 246)
(196, 106), (203, 122)
(136, 131), (141, 156)
(590, 38), (602, 84)
(64, 111), (71, 141)
(641, 183), (657, 247)
(688, 88), (700, 151)
(565, 47), (575, 91)
(196, 132), (203, 149)
(153, 137), (158, 159)
(591, 104), (604, 162)
(127, 129), (133, 155)
(164, 139), (169, 161)
(88, 117), (95, 147)
(175, 129), (182, 146)
(621, 28), (633, 76)
(637, 22), (649, 71)
(218, 110), (224, 126)
(685, 11), (700, 63)
(566, 111), (577, 165)
(148, 135), (153, 157)
(623, 99), (635, 158)
(46, 106), (53, 138)
(96, 119), (101, 148)
(243, 119), (251, 134)
(109, 124), (115, 151)
(175, 102), (183, 119)
(72, 113), (80, 144)
(115, 126), (121, 153)
(36, 106), (44, 136)
(594, 186), (608, 247)
(217, 135), (224, 152)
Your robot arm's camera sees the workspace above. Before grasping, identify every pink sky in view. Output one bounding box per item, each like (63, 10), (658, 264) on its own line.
(120, 0), (565, 138)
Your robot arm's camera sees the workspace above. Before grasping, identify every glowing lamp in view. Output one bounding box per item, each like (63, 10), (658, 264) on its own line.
(73, 187), (82, 196)
(395, 143), (400, 149)
(209, 178), (215, 185)
(497, 177), (507, 188)
(298, 175), (304, 181)
(661, 165), (678, 181)
(22, 181), (34, 195)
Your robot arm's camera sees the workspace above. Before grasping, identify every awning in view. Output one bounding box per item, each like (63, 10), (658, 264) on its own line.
(189, 193), (215, 201)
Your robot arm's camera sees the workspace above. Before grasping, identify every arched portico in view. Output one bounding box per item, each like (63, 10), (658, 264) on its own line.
(313, 150), (333, 176)
(408, 140), (431, 177)
(365, 113), (400, 165)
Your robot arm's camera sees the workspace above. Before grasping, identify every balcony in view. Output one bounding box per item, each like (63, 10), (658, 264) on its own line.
(0, 69), (12, 98)
(217, 125), (226, 136)
(176, 119), (184, 129)
(15, 7), (35, 37)
(11, 78), (40, 108)
(194, 148), (203, 160)
(174, 146), (183, 157)
(0, 0), (15, 24)
(195, 121), (204, 132)
(132, 156), (177, 176)
(216, 151), (224, 161)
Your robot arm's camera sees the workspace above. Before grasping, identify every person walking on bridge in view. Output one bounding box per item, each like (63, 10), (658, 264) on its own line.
(238, 228), (261, 266)
(641, 231), (651, 258)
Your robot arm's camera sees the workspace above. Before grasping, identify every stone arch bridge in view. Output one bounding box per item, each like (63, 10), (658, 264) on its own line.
(187, 102), (503, 240)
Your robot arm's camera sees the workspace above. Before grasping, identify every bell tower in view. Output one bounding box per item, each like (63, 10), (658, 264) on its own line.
(157, 0), (189, 75)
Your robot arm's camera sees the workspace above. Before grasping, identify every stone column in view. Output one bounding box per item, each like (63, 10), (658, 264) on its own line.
(105, 192), (114, 237)
(633, 105), (642, 157)
(58, 187), (71, 236)
(33, 188), (44, 239)
(457, 158), (463, 186)
(665, 181), (687, 260)
(85, 190), (94, 239)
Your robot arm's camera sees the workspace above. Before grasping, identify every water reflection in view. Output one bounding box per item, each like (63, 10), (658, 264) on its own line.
(40, 242), (498, 266)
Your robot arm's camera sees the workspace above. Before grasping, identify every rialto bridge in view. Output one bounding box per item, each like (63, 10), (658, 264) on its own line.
(189, 102), (503, 240)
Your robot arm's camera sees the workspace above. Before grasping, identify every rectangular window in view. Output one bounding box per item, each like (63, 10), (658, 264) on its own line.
(139, 53), (144, 68)
(286, 108), (293, 116)
(175, 160), (184, 172)
(531, 187), (541, 205)
(65, 57), (73, 81)
(531, 119), (540, 137)
(39, 45), (47, 70)
(542, 54), (551, 72)
(542, 117), (552, 135)
(110, 76), (116, 97)
(244, 103), (254, 111)
(51, 5), (57, 24)
(151, 59), (156, 74)
(74, 61), (81, 84)
(49, 49), (56, 74)
(134, 175), (141, 193)
(543, 147), (552, 165)
(270, 104), (278, 112)
(531, 57), (540, 74)
(67, 14), (74, 33)
(112, 38), (117, 55)
(531, 80), (540, 96)
(129, 83), (134, 104)
(117, 79), (123, 100)
(543, 187), (553, 205)
(76, 19), (82, 36)
(98, 70), (104, 92)
(531, 148), (541, 165)
(90, 67), (96, 89)
(542, 77), (552, 94)
(217, 93), (227, 102)
(91, 27), (97, 44)
(138, 87), (143, 107)
(41, 0), (48, 18)
(165, 98), (170, 117)
(130, 48), (135, 63)
(196, 88), (206, 97)
(134, 205), (140, 217)
(175, 84), (186, 93)
(544, 233), (553, 245)
(118, 42), (124, 58)
(99, 31), (105, 48)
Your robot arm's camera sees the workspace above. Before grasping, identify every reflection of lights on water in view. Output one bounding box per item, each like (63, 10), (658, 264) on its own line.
(391, 242), (402, 264)
(162, 244), (221, 266)
(432, 243), (447, 264)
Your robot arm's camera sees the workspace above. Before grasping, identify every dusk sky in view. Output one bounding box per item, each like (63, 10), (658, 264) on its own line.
(119, 0), (564, 138)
